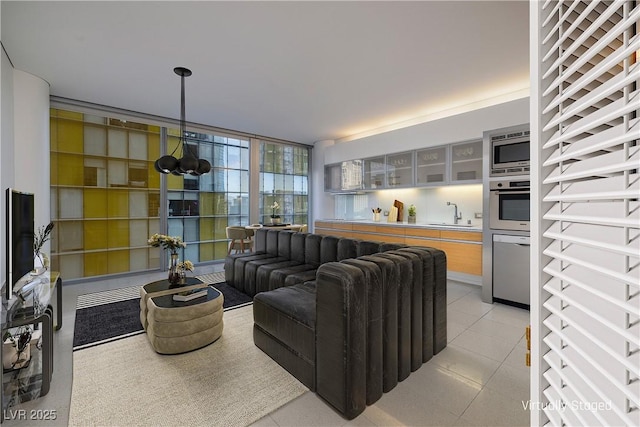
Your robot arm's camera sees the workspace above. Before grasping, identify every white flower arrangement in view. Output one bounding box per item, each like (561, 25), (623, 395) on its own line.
(176, 260), (194, 272)
(270, 201), (280, 218)
(147, 234), (186, 253)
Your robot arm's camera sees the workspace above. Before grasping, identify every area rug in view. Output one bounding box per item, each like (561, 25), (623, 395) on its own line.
(69, 305), (308, 427)
(73, 272), (253, 350)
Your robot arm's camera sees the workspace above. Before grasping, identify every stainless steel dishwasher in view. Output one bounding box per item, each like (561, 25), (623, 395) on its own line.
(492, 234), (530, 307)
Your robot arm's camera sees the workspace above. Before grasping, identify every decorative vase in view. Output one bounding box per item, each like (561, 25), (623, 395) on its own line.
(178, 270), (187, 285)
(408, 215), (416, 224)
(270, 217), (281, 225)
(33, 252), (46, 275)
(168, 252), (180, 285)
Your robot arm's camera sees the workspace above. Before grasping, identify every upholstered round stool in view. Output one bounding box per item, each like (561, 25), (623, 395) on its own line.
(140, 279), (224, 354)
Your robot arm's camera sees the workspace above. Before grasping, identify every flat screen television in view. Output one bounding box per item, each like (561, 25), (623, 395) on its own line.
(5, 188), (34, 300)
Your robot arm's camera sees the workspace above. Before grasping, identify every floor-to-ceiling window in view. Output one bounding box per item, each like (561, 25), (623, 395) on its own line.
(259, 141), (309, 225)
(50, 109), (162, 279)
(50, 107), (307, 281)
(167, 129), (249, 264)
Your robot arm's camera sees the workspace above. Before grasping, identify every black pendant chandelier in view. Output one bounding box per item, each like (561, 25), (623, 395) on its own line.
(154, 67), (211, 175)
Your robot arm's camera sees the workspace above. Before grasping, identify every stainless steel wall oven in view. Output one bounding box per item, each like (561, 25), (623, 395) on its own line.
(489, 180), (530, 231)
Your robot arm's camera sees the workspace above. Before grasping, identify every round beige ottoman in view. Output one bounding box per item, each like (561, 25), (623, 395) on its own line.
(145, 286), (224, 354)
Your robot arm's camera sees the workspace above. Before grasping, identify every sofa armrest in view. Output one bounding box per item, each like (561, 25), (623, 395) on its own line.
(315, 262), (367, 420)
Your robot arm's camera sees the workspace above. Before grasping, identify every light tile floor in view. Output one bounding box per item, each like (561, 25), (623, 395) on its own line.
(2, 267), (531, 427)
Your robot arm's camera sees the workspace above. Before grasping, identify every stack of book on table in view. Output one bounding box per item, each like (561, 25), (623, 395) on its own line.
(173, 287), (208, 302)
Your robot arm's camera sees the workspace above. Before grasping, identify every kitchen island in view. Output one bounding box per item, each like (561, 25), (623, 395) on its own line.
(314, 219), (482, 284)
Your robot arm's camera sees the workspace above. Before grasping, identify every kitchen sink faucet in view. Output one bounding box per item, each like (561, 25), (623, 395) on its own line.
(447, 202), (462, 224)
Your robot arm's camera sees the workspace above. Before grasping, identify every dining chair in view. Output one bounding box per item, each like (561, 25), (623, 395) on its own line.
(226, 226), (253, 254)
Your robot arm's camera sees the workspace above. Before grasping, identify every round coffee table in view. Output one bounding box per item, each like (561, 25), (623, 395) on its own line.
(140, 279), (224, 354)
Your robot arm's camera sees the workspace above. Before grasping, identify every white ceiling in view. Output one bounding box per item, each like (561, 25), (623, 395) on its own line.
(2, 1), (529, 145)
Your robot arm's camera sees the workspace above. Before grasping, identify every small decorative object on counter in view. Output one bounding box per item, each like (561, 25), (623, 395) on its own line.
(408, 204), (417, 224)
(393, 200), (404, 222)
(270, 201), (281, 224)
(372, 207), (381, 222)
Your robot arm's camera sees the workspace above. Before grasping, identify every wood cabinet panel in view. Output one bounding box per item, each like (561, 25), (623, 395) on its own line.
(332, 222), (354, 231)
(314, 221), (482, 277)
(440, 230), (482, 242)
(405, 228), (441, 239)
(352, 224), (378, 233)
(376, 225), (406, 235)
(438, 241), (482, 275)
(379, 234), (406, 244)
(352, 232), (377, 240)
(405, 238), (442, 248)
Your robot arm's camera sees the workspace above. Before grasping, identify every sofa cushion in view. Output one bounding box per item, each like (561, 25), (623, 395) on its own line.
(337, 238), (358, 260)
(224, 228), (270, 285)
(320, 235), (339, 264)
(371, 252), (413, 382)
(268, 264), (317, 290)
(305, 234), (324, 266)
(359, 254), (398, 393)
(243, 257), (289, 296)
(255, 260), (305, 294)
(283, 269), (319, 287)
(340, 258), (384, 405)
(315, 262), (367, 420)
(397, 248), (434, 361)
(386, 250), (423, 372)
(277, 231), (293, 258)
(230, 229), (282, 292)
(357, 240), (381, 257)
(405, 246), (447, 354)
(253, 282), (316, 365)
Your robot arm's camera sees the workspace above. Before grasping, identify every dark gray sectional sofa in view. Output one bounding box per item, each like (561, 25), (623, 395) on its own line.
(224, 228), (447, 419)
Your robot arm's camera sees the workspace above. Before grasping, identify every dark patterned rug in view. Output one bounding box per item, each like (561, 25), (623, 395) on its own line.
(73, 281), (252, 350)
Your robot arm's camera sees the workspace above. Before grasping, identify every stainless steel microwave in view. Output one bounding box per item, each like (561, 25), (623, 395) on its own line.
(490, 131), (530, 176)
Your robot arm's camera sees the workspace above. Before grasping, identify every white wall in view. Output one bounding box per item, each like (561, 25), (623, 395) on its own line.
(311, 97), (529, 221)
(325, 97), (529, 163)
(310, 139), (335, 231)
(14, 70), (51, 241)
(0, 57), (50, 291)
(1, 45), (15, 290)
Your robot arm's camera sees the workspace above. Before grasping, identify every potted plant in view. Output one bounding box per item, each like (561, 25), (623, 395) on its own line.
(270, 201), (281, 225)
(408, 204), (417, 224)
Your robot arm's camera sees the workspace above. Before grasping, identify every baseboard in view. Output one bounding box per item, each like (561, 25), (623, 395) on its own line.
(447, 272), (481, 286)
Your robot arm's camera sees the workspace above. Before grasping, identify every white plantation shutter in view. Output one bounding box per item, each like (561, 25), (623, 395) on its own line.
(532, 1), (640, 426)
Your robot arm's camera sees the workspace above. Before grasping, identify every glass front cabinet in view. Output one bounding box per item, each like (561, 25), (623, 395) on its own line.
(362, 157), (386, 190)
(450, 140), (482, 183)
(416, 146), (448, 186)
(324, 163), (342, 192)
(385, 151), (414, 188)
(324, 139), (483, 192)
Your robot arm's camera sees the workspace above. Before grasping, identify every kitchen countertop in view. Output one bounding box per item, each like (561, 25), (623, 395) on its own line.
(316, 219), (482, 232)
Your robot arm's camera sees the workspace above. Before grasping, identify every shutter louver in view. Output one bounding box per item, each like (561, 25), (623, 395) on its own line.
(534, 1), (640, 426)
